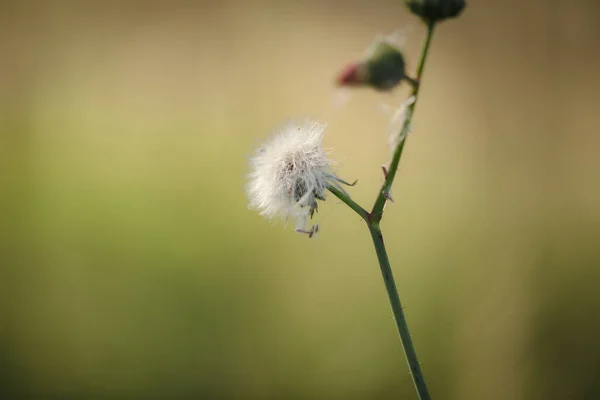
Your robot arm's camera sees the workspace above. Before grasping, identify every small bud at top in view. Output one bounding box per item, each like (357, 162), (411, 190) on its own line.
(337, 38), (414, 91)
(406, 0), (466, 24)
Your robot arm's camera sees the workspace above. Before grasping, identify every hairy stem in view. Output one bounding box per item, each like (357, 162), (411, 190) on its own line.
(371, 22), (436, 221)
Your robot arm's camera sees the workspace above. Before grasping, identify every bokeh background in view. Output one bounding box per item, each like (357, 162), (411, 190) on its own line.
(1, 0), (599, 399)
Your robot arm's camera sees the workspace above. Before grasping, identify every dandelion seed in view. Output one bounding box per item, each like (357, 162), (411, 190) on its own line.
(246, 120), (346, 235)
(388, 95), (416, 151)
(332, 87), (353, 110)
(378, 26), (414, 51)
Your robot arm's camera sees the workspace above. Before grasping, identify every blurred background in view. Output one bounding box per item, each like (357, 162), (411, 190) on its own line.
(1, 0), (599, 399)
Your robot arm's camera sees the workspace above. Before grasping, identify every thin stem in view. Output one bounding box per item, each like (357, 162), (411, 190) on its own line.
(331, 22), (437, 399)
(371, 22), (436, 221)
(327, 184), (370, 221)
(368, 223), (431, 400)
(367, 22), (437, 400)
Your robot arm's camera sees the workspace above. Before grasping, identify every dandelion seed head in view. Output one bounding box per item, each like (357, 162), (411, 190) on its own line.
(246, 120), (338, 231)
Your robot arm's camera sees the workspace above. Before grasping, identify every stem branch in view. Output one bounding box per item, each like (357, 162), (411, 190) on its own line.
(371, 22), (436, 221)
(327, 184), (370, 221)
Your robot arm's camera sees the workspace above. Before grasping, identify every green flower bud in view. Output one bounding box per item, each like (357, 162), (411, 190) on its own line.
(406, 0), (466, 24)
(365, 41), (408, 90)
(337, 40), (415, 91)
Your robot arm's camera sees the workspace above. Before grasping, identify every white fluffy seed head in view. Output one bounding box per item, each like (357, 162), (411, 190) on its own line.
(246, 120), (336, 228)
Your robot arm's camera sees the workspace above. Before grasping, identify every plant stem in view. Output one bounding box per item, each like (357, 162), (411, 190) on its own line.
(328, 22), (437, 400)
(327, 184), (370, 221)
(368, 222), (431, 400)
(328, 183), (431, 399)
(371, 22), (436, 221)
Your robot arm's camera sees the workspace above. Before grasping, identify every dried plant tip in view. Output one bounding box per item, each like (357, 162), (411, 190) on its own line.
(296, 224), (319, 239)
(334, 177), (358, 187)
(381, 166), (395, 203)
(337, 63), (368, 87)
(406, 0), (466, 24)
(337, 39), (411, 91)
(381, 165), (389, 179)
(384, 190), (395, 203)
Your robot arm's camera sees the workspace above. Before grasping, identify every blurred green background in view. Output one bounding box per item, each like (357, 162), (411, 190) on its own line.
(1, 0), (599, 399)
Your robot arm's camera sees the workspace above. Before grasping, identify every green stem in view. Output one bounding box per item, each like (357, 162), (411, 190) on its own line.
(327, 184), (369, 221)
(328, 22), (437, 400)
(371, 22), (436, 221)
(369, 222), (431, 400)
(328, 185), (431, 399)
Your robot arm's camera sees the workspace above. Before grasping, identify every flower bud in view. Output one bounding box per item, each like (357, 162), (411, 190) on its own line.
(406, 0), (466, 24)
(337, 40), (412, 91)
